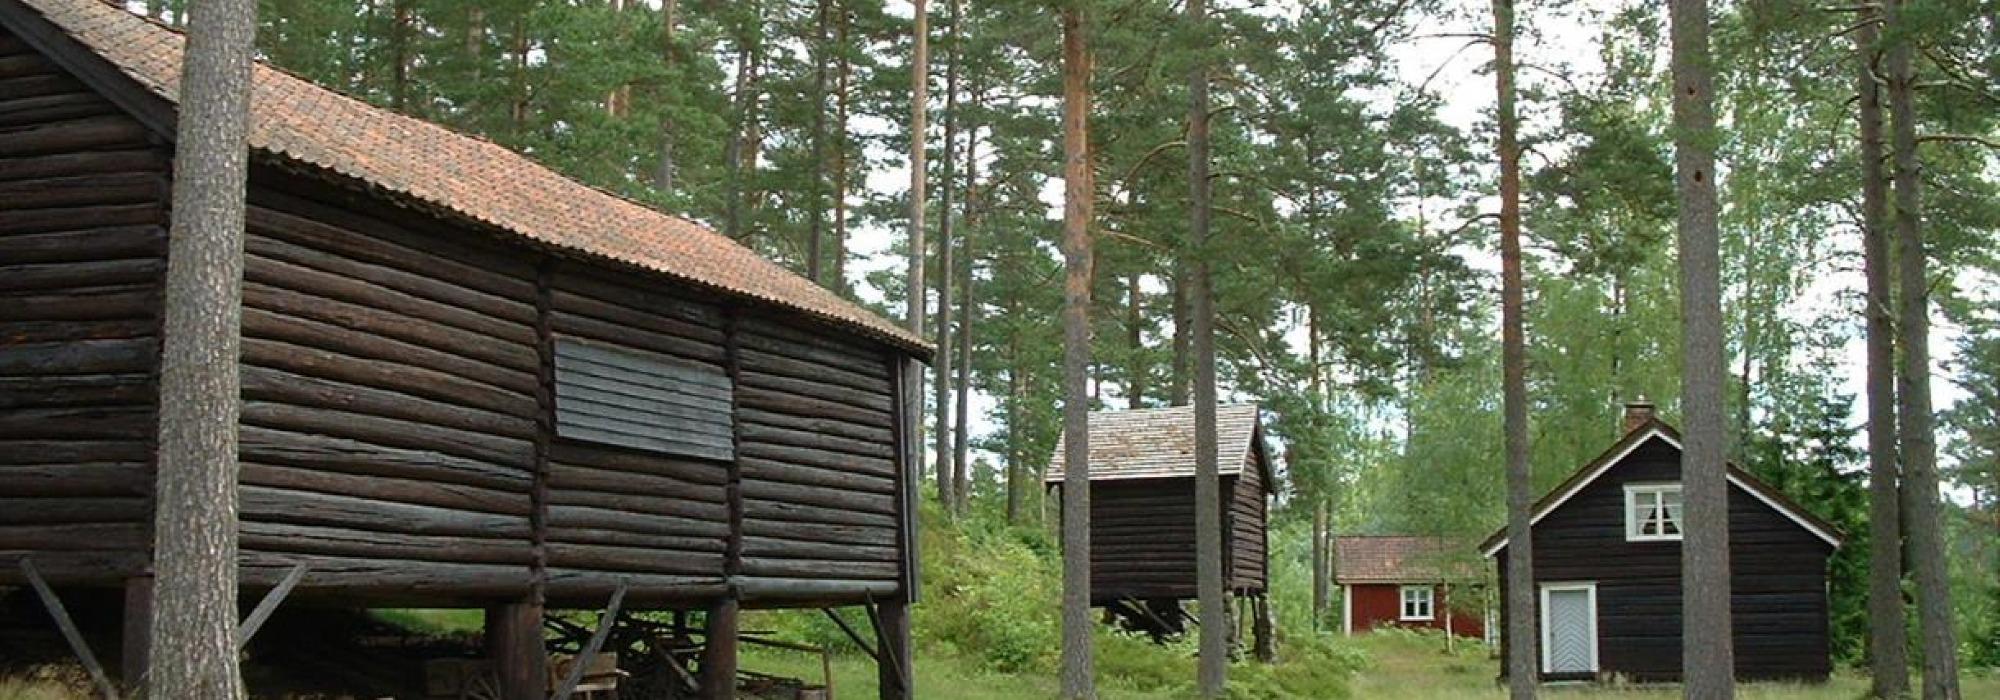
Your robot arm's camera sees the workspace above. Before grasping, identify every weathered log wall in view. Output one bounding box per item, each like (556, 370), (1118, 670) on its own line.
(234, 168), (540, 599)
(1228, 448), (1267, 591)
(733, 316), (903, 602)
(0, 28), (165, 584)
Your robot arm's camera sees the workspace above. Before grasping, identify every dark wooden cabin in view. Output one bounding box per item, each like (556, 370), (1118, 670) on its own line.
(1480, 402), (1844, 683)
(1044, 404), (1273, 646)
(0, 0), (926, 696)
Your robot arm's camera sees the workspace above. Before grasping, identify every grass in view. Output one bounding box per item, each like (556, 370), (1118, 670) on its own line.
(1345, 629), (2000, 699)
(739, 644), (1184, 700)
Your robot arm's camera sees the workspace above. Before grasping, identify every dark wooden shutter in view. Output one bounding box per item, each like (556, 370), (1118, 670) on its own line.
(554, 337), (734, 460)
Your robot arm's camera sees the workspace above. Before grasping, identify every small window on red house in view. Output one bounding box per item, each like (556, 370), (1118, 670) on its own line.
(1399, 585), (1434, 621)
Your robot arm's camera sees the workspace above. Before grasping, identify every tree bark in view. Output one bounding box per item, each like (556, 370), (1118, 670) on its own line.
(725, 4), (764, 241)
(1887, 1), (1961, 695)
(1312, 497), (1329, 630)
(934, 0), (959, 513)
(653, 0), (680, 193)
(1186, 0), (1225, 694)
(1668, 0), (1734, 692)
(1127, 271), (1145, 409)
(1058, 9), (1095, 699)
(954, 111), (981, 513)
(1170, 268), (1190, 406)
(1856, 11), (1909, 698)
(806, 0), (832, 284)
(908, 0), (929, 487)
(390, 0), (412, 112)
(1492, 0), (1536, 696)
(831, 3), (853, 292)
(149, 0), (258, 695)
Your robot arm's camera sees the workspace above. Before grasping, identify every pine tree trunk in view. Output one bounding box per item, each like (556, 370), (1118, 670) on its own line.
(1171, 269), (1190, 406)
(1668, 0), (1734, 692)
(653, 0), (680, 192)
(908, 0), (929, 486)
(390, 0), (412, 112)
(606, 0), (628, 116)
(1006, 345), (1024, 524)
(831, 3), (852, 292)
(1127, 272), (1145, 409)
(1856, 11), (1910, 697)
(1186, 0), (1226, 694)
(509, 18), (528, 138)
(1058, 9), (1095, 698)
(934, 0), (960, 513)
(150, 0), (258, 694)
(1887, 2), (1961, 695)
(806, 0), (832, 284)
(1312, 498), (1329, 630)
(953, 111), (981, 513)
(725, 5), (762, 241)
(1493, 0), (1537, 695)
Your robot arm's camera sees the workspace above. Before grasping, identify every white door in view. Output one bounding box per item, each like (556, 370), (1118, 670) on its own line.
(1540, 583), (1598, 674)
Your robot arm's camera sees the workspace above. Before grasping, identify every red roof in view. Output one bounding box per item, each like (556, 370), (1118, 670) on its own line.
(11, 0), (926, 354)
(1334, 536), (1474, 584)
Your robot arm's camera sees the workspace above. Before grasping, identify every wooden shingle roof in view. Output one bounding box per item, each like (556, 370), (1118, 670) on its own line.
(1044, 404), (1263, 482)
(7, 0), (927, 354)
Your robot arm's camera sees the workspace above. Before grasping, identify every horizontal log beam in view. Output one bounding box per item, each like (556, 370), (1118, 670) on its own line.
(739, 458), (894, 496)
(0, 114), (145, 156)
(0, 92), (116, 129)
(0, 204), (160, 236)
(0, 149), (164, 182)
(0, 497), (148, 524)
(240, 462), (532, 517)
(242, 401), (534, 470)
(239, 425), (530, 492)
(241, 364), (535, 441)
(0, 338), (153, 375)
(239, 521), (533, 566)
(240, 484), (530, 539)
(245, 260), (536, 369)
(242, 336), (533, 419)
(0, 462), (149, 497)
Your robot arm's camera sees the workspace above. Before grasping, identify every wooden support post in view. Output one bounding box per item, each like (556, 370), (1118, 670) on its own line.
(875, 598), (912, 700)
(553, 583), (627, 700)
(237, 564), (307, 650)
(699, 597), (740, 699)
(20, 559), (119, 699)
(121, 576), (152, 691)
(486, 601), (546, 700)
(1253, 594), (1274, 662)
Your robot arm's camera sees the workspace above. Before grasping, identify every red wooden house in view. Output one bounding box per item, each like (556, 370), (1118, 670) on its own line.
(1335, 536), (1487, 640)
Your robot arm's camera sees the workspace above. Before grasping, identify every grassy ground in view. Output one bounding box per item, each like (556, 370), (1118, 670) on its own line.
(1346, 630), (2000, 699)
(740, 645), (1183, 700)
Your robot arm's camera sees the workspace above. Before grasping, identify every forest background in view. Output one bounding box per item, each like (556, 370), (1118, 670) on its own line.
(120, 0), (1999, 678)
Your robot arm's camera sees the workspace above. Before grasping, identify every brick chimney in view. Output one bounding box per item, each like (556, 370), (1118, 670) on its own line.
(1623, 397), (1657, 435)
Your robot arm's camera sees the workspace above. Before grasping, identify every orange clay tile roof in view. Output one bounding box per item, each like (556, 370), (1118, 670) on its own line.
(1044, 404), (1263, 482)
(15, 0), (927, 354)
(1334, 536), (1476, 584)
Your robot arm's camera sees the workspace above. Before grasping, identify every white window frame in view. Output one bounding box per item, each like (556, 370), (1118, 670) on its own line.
(1538, 581), (1600, 674)
(1623, 482), (1684, 542)
(1399, 585), (1435, 621)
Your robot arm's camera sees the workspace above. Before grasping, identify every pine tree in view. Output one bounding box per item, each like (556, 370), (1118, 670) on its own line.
(150, 0), (259, 694)
(1492, 0), (1536, 694)
(1058, 5), (1096, 698)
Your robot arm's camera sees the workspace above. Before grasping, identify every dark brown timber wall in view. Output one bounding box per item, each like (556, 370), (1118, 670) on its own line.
(0, 26), (167, 585)
(1228, 450), (1267, 591)
(235, 167), (541, 602)
(1495, 437), (1834, 681)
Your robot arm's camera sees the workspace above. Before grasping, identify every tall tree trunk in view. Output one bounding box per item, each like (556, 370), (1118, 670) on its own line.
(466, 7), (484, 85)
(1309, 303), (1329, 630)
(806, 0), (833, 284)
(1668, 0), (1734, 692)
(390, 0), (412, 112)
(1006, 341), (1024, 524)
(725, 6), (763, 241)
(908, 0), (929, 484)
(1186, 0), (1226, 694)
(831, 3), (852, 292)
(150, 0), (258, 694)
(934, 0), (960, 512)
(1058, 9), (1095, 698)
(509, 17), (528, 138)
(653, 0), (680, 192)
(954, 113), (982, 513)
(1170, 269), (1190, 406)
(1492, 0), (1536, 695)
(1127, 271), (1145, 409)
(1887, 2), (1961, 695)
(606, 0), (628, 116)
(1856, 11), (1909, 698)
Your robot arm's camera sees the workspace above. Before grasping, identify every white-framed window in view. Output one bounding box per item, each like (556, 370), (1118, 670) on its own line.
(1399, 585), (1435, 621)
(1624, 483), (1684, 541)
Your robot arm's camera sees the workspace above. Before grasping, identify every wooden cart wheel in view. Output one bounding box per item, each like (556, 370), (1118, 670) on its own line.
(458, 670), (504, 700)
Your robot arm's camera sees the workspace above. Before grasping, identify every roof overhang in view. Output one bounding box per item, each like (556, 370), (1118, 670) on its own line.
(1479, 425), (1845, 558)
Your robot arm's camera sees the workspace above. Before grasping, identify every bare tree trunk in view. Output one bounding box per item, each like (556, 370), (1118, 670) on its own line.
(390, 0), (412, 112)
(1312, 498), (1329, 630)
(653, 0), (681, 192)
(806, 0), (832, 284)
(509, 18), (528, 138)
(1887, 2), (1961, 695)
(1309, 302), (1330, 631)
(908, 0), (929, 486)
(1669, 0), (1734, 692)
(831, 3), (852, 292)
(1856, 11), (1910, 697)
(1127, 272), (1145, 409)
(725, 5), (764, 241)
(1006, 344), (1024, 524)
(1058, 9), (1095, 698)
(1170, 270), (1190, 406)
(1186, 0), (1225, 694)
(150, 0), (258, 695)
(1492, 0), (1536, 695)
(934, 0), (960, 513)
(953, 113), (981, 513)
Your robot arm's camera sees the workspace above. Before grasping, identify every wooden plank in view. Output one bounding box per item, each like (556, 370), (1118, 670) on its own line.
(740, 458), (895, 495)
(556, 338), (731, 391)
(239, 425), (530, 492)
(240, 462), (532, 516)
(239, 485), (531, 539)
(0, 92), (116, 129)
(242, 365), (534, 441)
(239, 521), (532, 565)
(0, 225), (164, 264)
(0, 462), (148, 497)
(553, 421), (734, 462)
(244, 259), (536, 367)
(0, 204), (160, 236)
(0, 337), (153, 375)
(243, 200), (535, 302)
(0, 148), (160, 181)
(0, 171), (163, 209)
(554, 389), (733, 441)
(550, 309), (726, 365)
(0, 497), (147, 524)
(243, 225), (534, 325)
(237, 564), (309, 649)
(0, 286), (156, 322)
(546, 505), (729, 539)
(548, 441), (729, 485)
(555, 370), (734, 422)
(0, 113), (144, 156)
(0, 257), (161, 294)
(552, 583), (627, 700)
(241, 400), (535, 469)
(19, 559), (119, 699)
